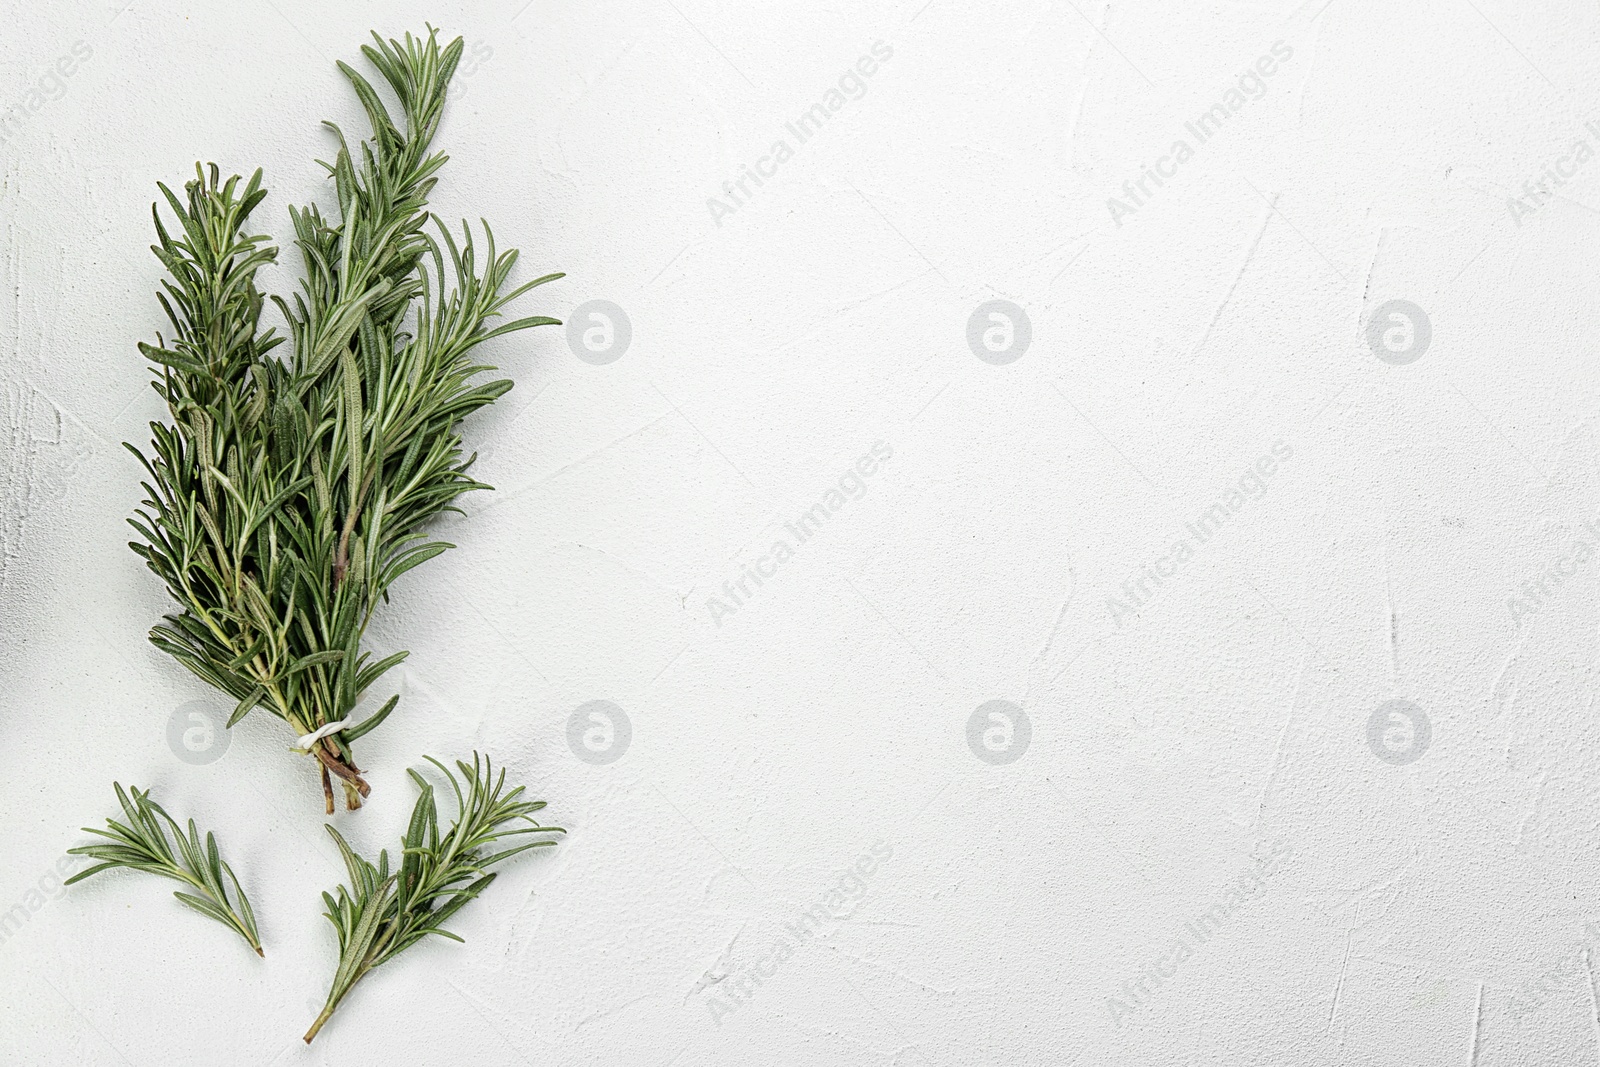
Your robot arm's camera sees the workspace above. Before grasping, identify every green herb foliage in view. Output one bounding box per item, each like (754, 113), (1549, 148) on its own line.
(305, 753), (562, 1042)
(67, 783), (263, 956)
(127, 27), (562, 810)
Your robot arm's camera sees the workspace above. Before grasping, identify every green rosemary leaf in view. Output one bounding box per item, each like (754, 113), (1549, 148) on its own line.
(476, 315), (563, 344)
(172, 891), (239, 928)
(286, 650), (346, 675)
(63, 862), (121, 884)
(476, 840), (561, 869)
(228, 686), (264, 728)
(380, 541), (451, 585)
(240, 474), (314, 541)
(353, 652), (408, 696)
(137, 341), (207, 375)
(340, 65), (404, 152)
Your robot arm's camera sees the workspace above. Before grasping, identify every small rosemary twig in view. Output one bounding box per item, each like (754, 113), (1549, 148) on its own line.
(304, 753), (562, 1042)
(67, 783), (263, 956)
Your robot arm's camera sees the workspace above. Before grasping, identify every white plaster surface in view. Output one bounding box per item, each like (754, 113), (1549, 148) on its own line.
(3, 1), (1600, 1063)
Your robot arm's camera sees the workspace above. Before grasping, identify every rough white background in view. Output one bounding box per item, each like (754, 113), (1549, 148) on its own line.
(3, 0), (1599, 1063)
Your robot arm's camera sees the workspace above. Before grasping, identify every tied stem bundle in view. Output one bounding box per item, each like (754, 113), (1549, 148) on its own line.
(127, 28), (562, 810)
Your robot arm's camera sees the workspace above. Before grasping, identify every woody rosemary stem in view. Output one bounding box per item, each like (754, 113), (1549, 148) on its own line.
(305, 915), (389, 1041)
(277, 689), (369, 810)
(304, 995), (342, 1043)
(304, 951), (376, 1042)
(314, 741), (370, 811)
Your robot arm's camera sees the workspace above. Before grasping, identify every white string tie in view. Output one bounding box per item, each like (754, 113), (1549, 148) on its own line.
(295, 719), (351, 751)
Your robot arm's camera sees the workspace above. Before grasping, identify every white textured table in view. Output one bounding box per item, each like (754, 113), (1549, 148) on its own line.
(2, 1), (1597, 1063)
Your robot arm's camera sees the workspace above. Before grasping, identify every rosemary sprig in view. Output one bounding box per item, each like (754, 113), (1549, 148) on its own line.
(127, 27), (562, 811)
(67, 783), (263, 956)
(305, 753), (562, 1042)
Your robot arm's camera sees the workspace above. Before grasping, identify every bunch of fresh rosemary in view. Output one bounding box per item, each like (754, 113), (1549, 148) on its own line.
(72, 26), (567, 1043)
(128, 28), (561, 811)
